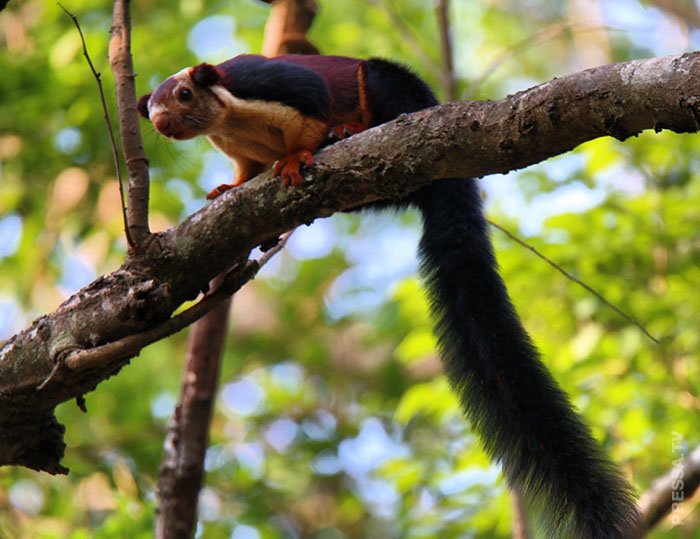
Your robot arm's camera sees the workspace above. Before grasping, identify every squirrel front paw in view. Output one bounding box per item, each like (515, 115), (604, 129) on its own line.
(273, 150), (315, 188)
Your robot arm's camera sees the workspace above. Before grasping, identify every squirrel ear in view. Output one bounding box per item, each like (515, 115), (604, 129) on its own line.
(137, 94), (151, 119)
(190, 63), (221, 87)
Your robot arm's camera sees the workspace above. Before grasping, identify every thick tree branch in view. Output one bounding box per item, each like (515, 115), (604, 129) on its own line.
(1, 52), (699, 473)
(62, 258), (258, 373)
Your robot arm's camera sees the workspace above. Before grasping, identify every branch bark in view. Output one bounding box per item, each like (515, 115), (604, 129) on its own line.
(261, 0), (318, 56)
(109, 0), (151, 247)
(435, 0), (456, 102)
(1, 51), (699, 474)
(511, 488), (532, 539)
(639, 444), (700, 534)
(155, 281), (232, 539)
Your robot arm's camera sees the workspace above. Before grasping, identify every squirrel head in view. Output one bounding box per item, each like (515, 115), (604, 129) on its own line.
(138, 63), (227, 140)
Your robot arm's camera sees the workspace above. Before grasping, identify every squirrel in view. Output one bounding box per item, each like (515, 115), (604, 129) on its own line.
(139, 54), (641, 538)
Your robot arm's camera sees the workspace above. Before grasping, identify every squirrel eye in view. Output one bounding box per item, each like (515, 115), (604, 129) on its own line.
(177, 87), (193, 102)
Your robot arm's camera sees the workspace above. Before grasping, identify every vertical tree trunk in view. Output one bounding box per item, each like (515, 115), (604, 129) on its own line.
(155, 288), (231, 539)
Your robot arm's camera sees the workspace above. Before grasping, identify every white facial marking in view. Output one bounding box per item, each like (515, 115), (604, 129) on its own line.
(210, 85), (238, 108)
(147, 68), (193, 117)
(148, 102), (167, 118)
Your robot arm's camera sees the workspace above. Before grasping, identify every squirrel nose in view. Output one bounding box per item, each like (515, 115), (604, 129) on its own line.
(153, 116), (173, 136)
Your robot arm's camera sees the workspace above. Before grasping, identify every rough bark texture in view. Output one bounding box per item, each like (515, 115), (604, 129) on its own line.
(155, 290), (232, 539)
(1, 52), (700, 474)
(109, 0), (151, 246)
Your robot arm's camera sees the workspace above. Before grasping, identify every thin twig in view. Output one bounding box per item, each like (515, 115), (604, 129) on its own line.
(57, 3), (133, 248)
(435, 0), (456, 101)
(37, 232), (293, 390)
(61, 263), (251, 373)
(511, 487), (532, 539)
(257, 230), (294, 266)
(366, 0), (442, 82)
(489, 219), (659, 344)
(35, 361), (62, 392)
(155, 229), (293, 536)
(468, 23), (570, 98)
(467, 23), (619, 98)
(58, 231), (294, 375)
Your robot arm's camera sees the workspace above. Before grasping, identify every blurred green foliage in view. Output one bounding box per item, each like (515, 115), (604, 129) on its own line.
(1, 0), (698, 537)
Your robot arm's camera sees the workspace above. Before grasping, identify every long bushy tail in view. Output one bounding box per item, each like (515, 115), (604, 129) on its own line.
(413, 179), (641, 538)
(363, 58), (641, 537)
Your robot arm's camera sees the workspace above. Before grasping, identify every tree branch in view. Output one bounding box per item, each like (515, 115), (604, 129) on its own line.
(261, 0), (318, 56)
(489, 219), (658, 343)
(435, 0), (456, 102)
(647, 0), (700, 30)
(639, 444), (700, 534)
(155, 289), (233, 539)
(511, 488), (532, 539)
(365, 0), (442, 82)
(59, 3), (133, 248)
(61, 257), (257, 373)
(1, 51), (699, 473)
(153, 235), (292, 536)
(109, 0), (151, 248)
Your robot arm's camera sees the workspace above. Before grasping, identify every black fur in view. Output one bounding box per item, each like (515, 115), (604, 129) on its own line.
(363, 58), (641, 538)
(191, 63), (221, 87)
(137, 93), (151, 119)
(216, 55), (331, 120)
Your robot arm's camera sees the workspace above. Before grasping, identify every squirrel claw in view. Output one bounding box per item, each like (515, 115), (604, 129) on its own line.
(273, 150), (314, 188)
(206, 183), (235, 200)
(329, 121), (368, 140)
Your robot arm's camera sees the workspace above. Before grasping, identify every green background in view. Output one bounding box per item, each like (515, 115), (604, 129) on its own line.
(0, 0), (698, 537)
